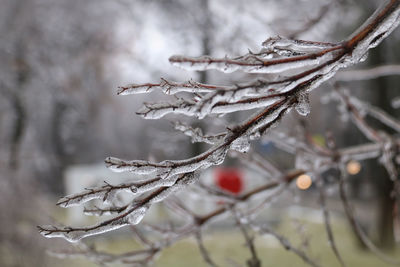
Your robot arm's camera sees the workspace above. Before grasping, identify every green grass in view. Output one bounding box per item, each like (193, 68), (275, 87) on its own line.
(48, 218), (400, 267)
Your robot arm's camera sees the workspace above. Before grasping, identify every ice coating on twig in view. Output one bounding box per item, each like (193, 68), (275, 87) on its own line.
(83, 205), (127, 216)
(57, 181), (135, 208)
(136, 92), (285, 119)
(347, 95), (400, 133)
(38, 173), (199, 242)
(262, 36), (338, 50)
(174, 121), (225, 145)
(169, 49), (338, 74)
(58, 176), (183, 209)
(38, 219), (129, 242)
(118, 78), (221, 96)
(136, 98), (196, 120)
(38, 203), (151, 242)
(105, 157), (170, 175)
(149, 171), (199, 204)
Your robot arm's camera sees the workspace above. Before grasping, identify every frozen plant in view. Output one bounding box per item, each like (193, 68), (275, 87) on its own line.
(39, 1), (400, 266)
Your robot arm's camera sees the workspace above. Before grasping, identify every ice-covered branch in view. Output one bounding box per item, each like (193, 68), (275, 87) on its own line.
(106, 98), (291, 179)
(135, 90), (287, 119)
(169, 44), (342, 74)
(118, 78), (221, 95)
(123, 1), (400, 123)
(335, 88), (400, 181)
(335, 88), (383, 142)
(38, 173), (199, 242)
(40, 1), (400, 266)
(57, 176), (176, 208)
(336, 64), (400, 81)
(174, 121), (225, 145)
(170, 1), (400, 77)
(335, 88), (400, 134)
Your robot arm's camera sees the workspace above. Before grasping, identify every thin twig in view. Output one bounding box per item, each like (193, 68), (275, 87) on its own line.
(252, 223), (322, 267)
(232, 210), (261, 267)
(195, 230), (220, 267)
(316, 176), (346, 267)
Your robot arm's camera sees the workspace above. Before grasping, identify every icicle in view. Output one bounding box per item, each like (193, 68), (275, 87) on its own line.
(230, 137), (250, 153)
(295, 92), (311, 116)
(205, 147), (228, 166)
(126, 204), (149, 225)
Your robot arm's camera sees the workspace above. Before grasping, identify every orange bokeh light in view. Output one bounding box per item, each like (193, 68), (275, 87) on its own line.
(296, 174), (312, 190)
(346, 160), (361, 175)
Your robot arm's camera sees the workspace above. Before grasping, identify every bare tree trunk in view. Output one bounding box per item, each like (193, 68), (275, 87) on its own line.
(369, 42), (397, 249)
(9, 43), (28, 170)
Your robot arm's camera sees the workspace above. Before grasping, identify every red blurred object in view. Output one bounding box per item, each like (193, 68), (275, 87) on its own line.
(214, 168), (243, 195)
